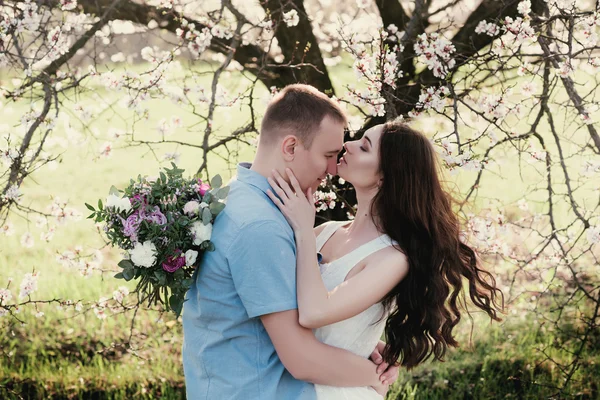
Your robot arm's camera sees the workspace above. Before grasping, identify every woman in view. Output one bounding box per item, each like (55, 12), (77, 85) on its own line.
(266, 121), (504, 399)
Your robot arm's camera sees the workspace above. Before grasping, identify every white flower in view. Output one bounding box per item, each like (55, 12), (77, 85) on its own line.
(475, 20), (500, 36)
(518, 0), (531, 16)
(60, 0), (77, 11)
(0, 288), (12, 303)
(185, 249), (198, 266)
(587, 226), (600, 245)
(112, 286), (129, 303)
(129, 241), (157, 268)
(141, 46), (157, 63)
(0, 222), (14, 236)
(99, 141), (112, 158)
(183, 200), (201, 215)
(517, 199), (529, 211)
(356, 0), (370, 9)
(521, 81), (537, 97)
(19, 272), (39, 299)
(283, 9), (300, 27)
(190, 221), (212, 245)
(3, 184), (21, 203)
(106, 194), (132, 213)
(40, 226), (56, 242)
(557, 60), (573, 78)
(20, 232), (34, 248)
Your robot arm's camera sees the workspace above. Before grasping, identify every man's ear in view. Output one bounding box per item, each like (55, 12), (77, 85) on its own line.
(281, 135), (298, 161)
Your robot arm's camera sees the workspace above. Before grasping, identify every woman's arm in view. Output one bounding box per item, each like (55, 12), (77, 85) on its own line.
(267, 169), (409, 329)
(294, 230), (408, 328)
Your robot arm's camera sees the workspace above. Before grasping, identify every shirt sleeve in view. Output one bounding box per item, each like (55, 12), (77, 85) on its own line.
(228, 220), (298, 318)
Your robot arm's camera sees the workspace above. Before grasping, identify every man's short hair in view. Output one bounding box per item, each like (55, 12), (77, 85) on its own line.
(259, 84), (347, 148)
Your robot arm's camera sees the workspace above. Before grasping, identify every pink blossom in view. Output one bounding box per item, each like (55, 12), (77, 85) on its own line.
(197, 179), (210, 196)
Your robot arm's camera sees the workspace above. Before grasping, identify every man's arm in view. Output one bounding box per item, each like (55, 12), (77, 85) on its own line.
(261, 309), (381, 387)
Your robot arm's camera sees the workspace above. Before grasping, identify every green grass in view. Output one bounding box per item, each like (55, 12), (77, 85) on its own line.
(1, 58), (599, 399)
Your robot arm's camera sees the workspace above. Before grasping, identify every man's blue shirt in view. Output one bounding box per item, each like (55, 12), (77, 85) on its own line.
(182, 163), (316, 400)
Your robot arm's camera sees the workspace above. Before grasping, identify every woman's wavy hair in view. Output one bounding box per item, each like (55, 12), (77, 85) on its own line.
(373, 121), (504, 369)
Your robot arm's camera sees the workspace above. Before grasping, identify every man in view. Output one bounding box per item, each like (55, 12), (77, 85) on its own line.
(182, 84), (397, 399)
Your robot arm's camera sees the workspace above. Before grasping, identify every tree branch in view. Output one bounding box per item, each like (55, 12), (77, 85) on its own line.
(261, 0), (334, 92)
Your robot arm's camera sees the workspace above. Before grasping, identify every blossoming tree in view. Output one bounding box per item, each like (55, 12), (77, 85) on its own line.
(1, 0), (599, 395)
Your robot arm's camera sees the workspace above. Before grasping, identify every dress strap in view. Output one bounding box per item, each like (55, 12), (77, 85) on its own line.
(316, 221), (346, 251)
(338, 235), (397, 275)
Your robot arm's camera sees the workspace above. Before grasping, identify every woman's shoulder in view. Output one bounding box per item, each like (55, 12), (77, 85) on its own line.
(313, 220), (348, 236)
(367, 242), (409, 273)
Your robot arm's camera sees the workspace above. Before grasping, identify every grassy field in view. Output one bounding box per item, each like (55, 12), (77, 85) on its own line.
(1, 58), (599, 399)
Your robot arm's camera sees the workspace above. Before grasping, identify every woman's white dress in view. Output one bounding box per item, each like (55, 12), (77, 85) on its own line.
(313, 221), (397, 400)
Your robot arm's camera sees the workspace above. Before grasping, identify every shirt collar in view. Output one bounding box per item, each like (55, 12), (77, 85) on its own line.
(236, 162), (272, 195)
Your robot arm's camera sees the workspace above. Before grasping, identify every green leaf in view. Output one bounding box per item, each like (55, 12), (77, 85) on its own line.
(215, 186), (230, 200)
(85, 203), (95, 212)
(97, 199), (103, 211)
(181, 278), (194, 289)
(114, 272), (124, 279)
(202, 208), (212, 225)
(87, 213), (95, 219)
(169, 294), (184, 317)
(122, 268), (134, 281)
(173, 268), (185, 281)
(108, 185), (120, 196)
(118, 259), (134, 270)
(202, 192), (213, 203)
(209, 202), (225, 215)
(154, 270), (167, 286)
(210, 175), (222, 189)
(160, 171), (167, 184)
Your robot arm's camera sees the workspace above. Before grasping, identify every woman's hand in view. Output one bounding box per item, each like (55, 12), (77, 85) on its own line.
(371, 380), (391, 397)
(266, 168), (316, 235)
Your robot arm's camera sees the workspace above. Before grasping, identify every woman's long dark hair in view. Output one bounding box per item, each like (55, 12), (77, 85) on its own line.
(373, 121), (504, 369)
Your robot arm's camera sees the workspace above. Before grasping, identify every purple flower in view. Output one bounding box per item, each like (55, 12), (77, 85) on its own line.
(131, 194), (146, 206)
(162, 252), (186, 273)
(145, 206), (167, 226)
(121, 213), (142, 242)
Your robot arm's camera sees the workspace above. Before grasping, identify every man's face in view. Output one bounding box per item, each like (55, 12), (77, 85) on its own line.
(289, 115), (345, 193)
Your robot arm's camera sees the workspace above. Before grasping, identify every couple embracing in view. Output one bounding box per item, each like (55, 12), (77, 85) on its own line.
(182, 84), (503, 399)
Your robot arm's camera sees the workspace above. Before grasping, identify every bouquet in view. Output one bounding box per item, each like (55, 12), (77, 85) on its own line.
(86, 163), (229, 316)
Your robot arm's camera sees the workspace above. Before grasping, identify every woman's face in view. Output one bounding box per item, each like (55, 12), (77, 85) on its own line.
(337, 124), (383, 189)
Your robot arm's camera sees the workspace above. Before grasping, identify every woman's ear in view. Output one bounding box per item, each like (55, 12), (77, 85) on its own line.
(281, 135), (298, 161)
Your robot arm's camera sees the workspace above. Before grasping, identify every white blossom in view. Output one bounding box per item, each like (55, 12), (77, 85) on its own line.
(190, 221), (212, 245)
(183, 200), (201, 215)
(587, 226), (600, 245)
(60, 0), (77, 11)
(112, 286), (129, 303)
(517, 0), (531, 16)
(185, 249), (198, 266)
(20, 232), (34, 248)
(0, 288), (13, 303)
(0, 222), (14, 236)
(129, 241), (158, 268)
(106, 194), (132, 213)
(283, 10), (300, 27)
(19, 272), (39, 299)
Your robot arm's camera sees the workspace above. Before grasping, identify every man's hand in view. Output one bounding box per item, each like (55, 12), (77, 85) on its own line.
(370, 341), (400, 386)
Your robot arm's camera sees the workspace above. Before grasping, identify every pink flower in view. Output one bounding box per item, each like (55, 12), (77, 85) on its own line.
(197, 179), (210, 196)
(162, 252), (186, 273)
